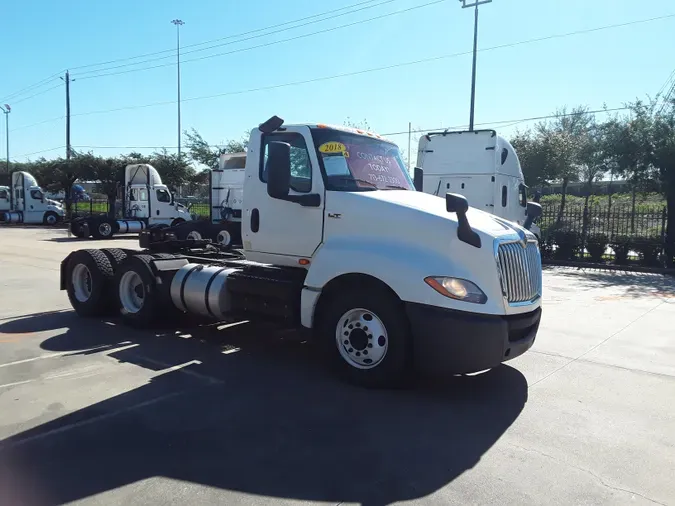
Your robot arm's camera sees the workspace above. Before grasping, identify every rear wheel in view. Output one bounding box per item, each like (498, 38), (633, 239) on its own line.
(114, 255), (160, 328)
(215, 228), (232, 248)
(70, 219), (87, 238)
(66, 249), (115, 317)
(101, 248), (129, 272)
(317, 286), (412, 389)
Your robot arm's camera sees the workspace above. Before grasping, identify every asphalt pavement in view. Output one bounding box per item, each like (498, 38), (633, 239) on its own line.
(0, 226), (673, 506)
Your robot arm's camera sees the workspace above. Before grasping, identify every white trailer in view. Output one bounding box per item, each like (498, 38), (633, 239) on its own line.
(417, 129), (541, 238)
(60, 116), (543, 389)
(0, 171), (65, 225)
(70, 164), (193, 239)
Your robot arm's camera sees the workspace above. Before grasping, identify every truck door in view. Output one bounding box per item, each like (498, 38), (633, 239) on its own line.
(243, 128), (325, 264)
(127, 187), (150, 218)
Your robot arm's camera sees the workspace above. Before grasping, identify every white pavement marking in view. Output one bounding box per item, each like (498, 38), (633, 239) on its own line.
(0, 379), (34, 389)
(0, 389), (193, 451)
(0, 343), (137, 369)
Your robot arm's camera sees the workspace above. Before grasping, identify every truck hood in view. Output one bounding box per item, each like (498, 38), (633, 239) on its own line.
(354, 190), (528, 239)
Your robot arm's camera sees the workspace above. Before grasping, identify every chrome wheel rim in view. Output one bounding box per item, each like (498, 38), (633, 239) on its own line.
(335, 308), (388, 369)
(119, 271), (144, 313)
(186, 230), (202, 240)
(216, 230), (231, 246)
(46, 214), (57, 225)
(99, 222), (112, 237)
(71, 264), (92, 303)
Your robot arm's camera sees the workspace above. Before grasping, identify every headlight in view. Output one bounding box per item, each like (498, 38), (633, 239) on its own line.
(424, 276), (487, 304)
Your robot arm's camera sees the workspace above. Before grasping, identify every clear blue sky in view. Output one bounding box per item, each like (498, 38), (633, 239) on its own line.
(1, 0), (674, 163)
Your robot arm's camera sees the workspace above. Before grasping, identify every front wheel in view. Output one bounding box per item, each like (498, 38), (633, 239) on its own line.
(317, 287), (412, 389)
(43, 211), (60, 226)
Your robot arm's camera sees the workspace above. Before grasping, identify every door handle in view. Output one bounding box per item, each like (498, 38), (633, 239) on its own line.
(251, 208), (259, 233)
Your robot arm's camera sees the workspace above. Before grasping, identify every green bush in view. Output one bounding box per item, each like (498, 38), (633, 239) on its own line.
(610, 235), (633, 265)
(552, 230), (581, 260)
(586, 233), (609, 263)
(633, 237), (663, 267)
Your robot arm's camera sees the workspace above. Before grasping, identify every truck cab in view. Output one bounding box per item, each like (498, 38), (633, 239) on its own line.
(417, 129), (541, 238)
(1, 171), (65, 225)
(0, 186), (9, 213)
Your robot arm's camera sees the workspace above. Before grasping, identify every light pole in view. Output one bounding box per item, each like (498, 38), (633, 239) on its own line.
(0, 104), (10, 175)
(171, 19), (185, 158)
(460, 0), (491, 131)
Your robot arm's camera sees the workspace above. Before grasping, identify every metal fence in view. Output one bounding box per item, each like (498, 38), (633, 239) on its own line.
(69, 200), (212, 220)
(539, 203), (668, 241)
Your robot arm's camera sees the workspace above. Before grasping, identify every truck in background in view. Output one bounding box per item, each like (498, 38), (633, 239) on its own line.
(0, 171), (65, 225)
(416, 129), (541, 238)
(69, 164), (193, 239)
(60, 116), (543, 389)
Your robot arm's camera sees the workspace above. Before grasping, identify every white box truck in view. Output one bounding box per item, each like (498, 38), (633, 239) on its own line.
(0, 171), (65, 225)
(60, 117), (543, 388)
(417, 129), (541, 238)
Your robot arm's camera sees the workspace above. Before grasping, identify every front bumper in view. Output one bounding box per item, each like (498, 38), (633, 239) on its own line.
(406, 303), (541, 376)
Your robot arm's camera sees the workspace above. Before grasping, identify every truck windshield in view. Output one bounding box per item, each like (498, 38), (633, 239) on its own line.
(311, 128), (414, 191)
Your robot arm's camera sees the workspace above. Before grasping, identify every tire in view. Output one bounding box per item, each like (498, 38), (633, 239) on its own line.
(43, 211), (60, 226)
(174, 222), (204, 241)
(65, 249), (115, 317)
(70, 219), (86, 238)
(214, 226), (232, 249)
(101, 248), (129, 272)
(316, 285), (413, 389)
(92, 218), (115, 240)
(114, 254), (160, 328)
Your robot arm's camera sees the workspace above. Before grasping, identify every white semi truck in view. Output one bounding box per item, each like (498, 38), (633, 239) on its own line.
(417, 129), (541, 238)
(0, 171), (66, 225)
(60, 116), (543, 388)
(69, 164), (194, 240)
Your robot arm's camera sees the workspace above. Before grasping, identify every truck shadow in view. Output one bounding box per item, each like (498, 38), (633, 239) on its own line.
(45, 236), (139, 243)
(0, 311), (528, 506)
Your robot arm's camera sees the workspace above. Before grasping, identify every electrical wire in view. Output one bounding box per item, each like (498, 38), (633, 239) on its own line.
(13, 146), (66, 158)
(74, 0), (449, 81)
(0, 72), (64, 103)
(8, 83), (64, 107)
(68, 0), (391, 72)
(72, 0), (401, 77)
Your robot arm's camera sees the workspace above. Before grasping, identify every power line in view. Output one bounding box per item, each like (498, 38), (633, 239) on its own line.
(75, 0), (449, 81)
(73, 0), (400, 77)
(10, 13), (674, 131)
(68, 0), (390, 72)
(8, 83), (64, 107)
(13, 146), (66, 158)
(0, 72), (64, 103)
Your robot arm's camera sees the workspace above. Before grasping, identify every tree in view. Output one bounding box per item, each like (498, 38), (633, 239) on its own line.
(343, 117), (371, 131)
(149, 149), (193, 192)
(184, 128), (248, 170)
(534, 106), (594, 222)
(39, 152), (98, 215)
(510, 129), (553, 189)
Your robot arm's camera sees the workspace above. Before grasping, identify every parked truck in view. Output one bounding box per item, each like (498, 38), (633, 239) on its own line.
(69, 163), (194, 239)
(416, 129), (541, 238)
(60, 116), (543, 388)
(0, 171), (65, 225)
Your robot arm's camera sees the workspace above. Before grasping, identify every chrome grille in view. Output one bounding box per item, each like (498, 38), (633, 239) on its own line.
(497, 241), (542, 304)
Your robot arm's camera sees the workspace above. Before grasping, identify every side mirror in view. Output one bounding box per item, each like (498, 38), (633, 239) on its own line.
(445, 192), (481, 248)
(266, 141), (291, 200)
(170, 193), (175, 205)
(413, 167), (423, 192)
(524, 202), (542, 230)
(445, 193), (469, 214)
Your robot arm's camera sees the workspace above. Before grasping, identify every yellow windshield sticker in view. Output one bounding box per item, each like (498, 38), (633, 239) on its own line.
(318, 142), (349, 157)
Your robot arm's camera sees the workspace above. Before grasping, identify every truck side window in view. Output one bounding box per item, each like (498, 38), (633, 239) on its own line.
(260, 133), (312, 193)
(501, 185), (507, 207)
(30, 189), (43, 200)
(0, 190), (7, 199)
(156, 189), (171, 203)
(519, 184), (527, 207)
(139, 189), (148, 201)
(501, 148), (508, 165)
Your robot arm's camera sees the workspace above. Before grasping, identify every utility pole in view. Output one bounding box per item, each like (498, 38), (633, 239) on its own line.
(171, 19), (185, 158)
(460, 0), (492, 131)
(60, 71), (72, 159)
(0, 104), (9, 175)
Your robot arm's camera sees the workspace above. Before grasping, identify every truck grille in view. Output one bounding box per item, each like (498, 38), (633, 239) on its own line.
(497, 241), (542, 304)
